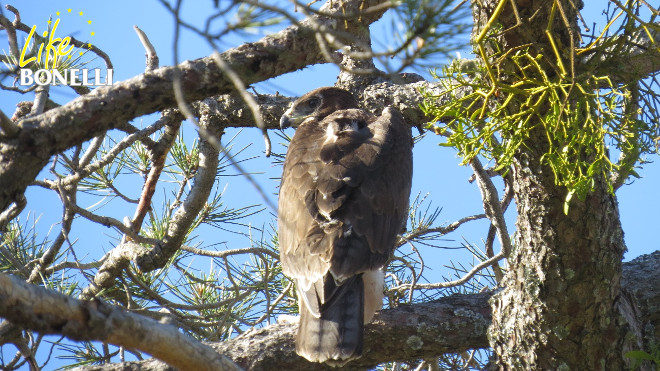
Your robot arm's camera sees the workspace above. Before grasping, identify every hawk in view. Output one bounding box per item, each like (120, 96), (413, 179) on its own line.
(278, 87), (413, 365)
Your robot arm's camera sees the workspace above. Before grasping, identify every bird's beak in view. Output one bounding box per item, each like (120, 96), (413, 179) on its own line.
(280, 114), (293, 129)
(280, 105), (295, 129)
(280, 107), (308, 129)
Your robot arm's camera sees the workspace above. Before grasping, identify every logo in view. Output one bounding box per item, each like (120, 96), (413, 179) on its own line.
(10, 8), (113, 87)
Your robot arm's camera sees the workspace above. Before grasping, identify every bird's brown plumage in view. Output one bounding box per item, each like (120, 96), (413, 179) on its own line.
(278, 87), (412, 366)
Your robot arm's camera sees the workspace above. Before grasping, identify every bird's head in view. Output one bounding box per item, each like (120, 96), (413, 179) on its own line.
(280, 87), (359, 129)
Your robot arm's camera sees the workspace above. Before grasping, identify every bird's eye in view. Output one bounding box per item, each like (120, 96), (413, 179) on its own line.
(307, 97), (320, 109)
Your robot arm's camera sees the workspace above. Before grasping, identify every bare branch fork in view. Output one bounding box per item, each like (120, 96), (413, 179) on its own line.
(125, 28), (182, 239)
(469, 157), (512, 257)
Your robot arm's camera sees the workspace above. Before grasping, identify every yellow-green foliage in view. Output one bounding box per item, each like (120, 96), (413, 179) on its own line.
(422, 0), (659, 211)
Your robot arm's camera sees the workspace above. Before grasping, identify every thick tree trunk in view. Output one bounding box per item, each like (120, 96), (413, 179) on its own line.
(473, 0), (635, 368)
(489, 127), (629, 369)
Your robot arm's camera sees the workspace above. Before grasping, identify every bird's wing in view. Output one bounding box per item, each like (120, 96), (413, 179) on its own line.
(278, 118), (331, 292)
(279, 107), (413, 290)
(314, 107), (413, 281)
(278, 106), (412, 365)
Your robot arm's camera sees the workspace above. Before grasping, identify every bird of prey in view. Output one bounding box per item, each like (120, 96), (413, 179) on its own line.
(278, 87), (413, 366)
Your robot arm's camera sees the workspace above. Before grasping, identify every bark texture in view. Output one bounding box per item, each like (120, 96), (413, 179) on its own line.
(474, 0), (635, 369)
(489, 132), (629, 369)
(52, 252), (659, 371)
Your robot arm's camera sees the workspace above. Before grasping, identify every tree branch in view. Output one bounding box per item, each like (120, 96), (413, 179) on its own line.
(0, 272), (240, 371)
(0, 251), (654, 371)
(0, 0), (390, 212)
(469, 157), (512, 256)
(80, 111), (220, 298)
(4, 12), (653, 214)
(583, 24), (660, 84)
(0, 109), (18, 137)
(133, 115), (220, 272)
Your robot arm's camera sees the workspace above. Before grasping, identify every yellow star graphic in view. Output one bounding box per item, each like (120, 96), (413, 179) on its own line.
(88, 43), (93, 48)
(79, 11), (83, 16)
(67, 55), (72, 59)
(67, 8), (72, 13)
(79, 52), (84, 56)
(42, 31), (48, 37)
(47, 20), (52, 25)
(56, 11), (60, 16)
(88, 20), (92, 25)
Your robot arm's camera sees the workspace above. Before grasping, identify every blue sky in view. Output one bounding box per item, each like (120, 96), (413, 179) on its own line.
(0, 0), (497, 272)
(1, 0), (659, 367)
(1, 0), (655, 255)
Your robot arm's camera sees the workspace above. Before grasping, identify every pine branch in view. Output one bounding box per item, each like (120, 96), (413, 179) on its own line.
(0, 0), (384, 212)
(0, 272), (240, 371)
(0, 251), (655, 370)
